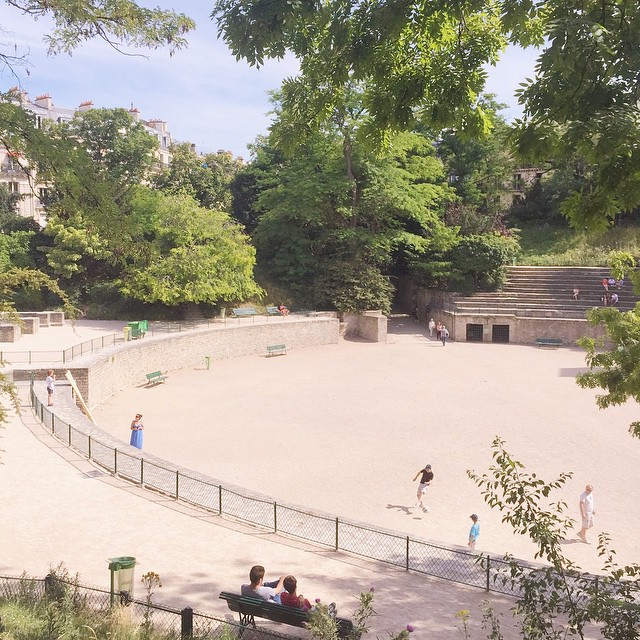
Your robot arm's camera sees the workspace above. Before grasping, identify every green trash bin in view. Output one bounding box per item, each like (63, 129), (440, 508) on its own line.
(108, 556), (136, 604)
(127, 321), (141, 339)
(139, 320), (148, 337)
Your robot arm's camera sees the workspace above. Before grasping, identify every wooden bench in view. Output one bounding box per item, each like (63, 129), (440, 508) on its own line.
(265, 306), (281, 316)
(146, 370), (168, 385)
(266, 344), (287, 356)
(535, 338), (562, 349)
(232, 308), (258, 321)
(219, 592), (357, 638)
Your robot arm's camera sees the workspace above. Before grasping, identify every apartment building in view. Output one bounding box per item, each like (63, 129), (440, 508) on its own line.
(0, 88), (173, 225)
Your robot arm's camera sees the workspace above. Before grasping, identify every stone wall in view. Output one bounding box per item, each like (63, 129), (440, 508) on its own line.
(0, 324), (21, 342)
(342, 311), (387, 342)
(28, 317), (339, 407)
(444, 311), (605, 344)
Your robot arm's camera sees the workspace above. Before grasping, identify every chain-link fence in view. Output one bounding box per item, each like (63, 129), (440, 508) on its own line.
(29, 385), (526, 597)
(0, 574), (299, 640)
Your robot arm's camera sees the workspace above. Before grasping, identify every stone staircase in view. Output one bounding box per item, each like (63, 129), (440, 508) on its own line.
(447, 266), (639, 319)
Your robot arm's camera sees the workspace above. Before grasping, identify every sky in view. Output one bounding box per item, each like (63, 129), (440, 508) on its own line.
(0, 1), (539, 160)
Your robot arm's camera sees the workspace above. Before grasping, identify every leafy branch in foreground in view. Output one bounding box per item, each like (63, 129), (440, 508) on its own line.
(467, 437), (640, 640)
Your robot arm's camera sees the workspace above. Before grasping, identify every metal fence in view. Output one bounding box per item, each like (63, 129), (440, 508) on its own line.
(29, 384), (522, 597)
(0, 574), (298, 640)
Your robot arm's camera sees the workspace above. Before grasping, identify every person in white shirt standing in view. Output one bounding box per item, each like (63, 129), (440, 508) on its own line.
(578, 484), (595, 544)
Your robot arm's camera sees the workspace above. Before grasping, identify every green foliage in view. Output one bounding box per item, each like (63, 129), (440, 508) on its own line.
(577, 306), (640, 438)
(517, 226), (640, 266)
(251, 116), (453, 310)
(119, 188), (262, 305)
(153, 144), (244, 213)
(213, 0), (509, 143)
(468, 438), (640, 639)
(314, 261), (394, 314)
(447, 234), (518, 292)
(2, 1), (194, 61)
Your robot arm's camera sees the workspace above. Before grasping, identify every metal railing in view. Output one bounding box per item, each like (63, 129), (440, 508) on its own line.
(28, 384), (521, 597)
(0, 574), (297, 640)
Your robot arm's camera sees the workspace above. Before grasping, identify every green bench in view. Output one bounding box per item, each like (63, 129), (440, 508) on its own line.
(266, 306), (281, 315)
(219, 592), (357, 639)
(146, 370), (168, 385)
(535, 338), (562, 349)
(267, 344), (287, 356)
(232, 308), (258, 320)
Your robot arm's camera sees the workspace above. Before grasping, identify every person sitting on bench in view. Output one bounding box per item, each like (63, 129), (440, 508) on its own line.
(280, 575), (337, 616)
(241, 565), (286, 603)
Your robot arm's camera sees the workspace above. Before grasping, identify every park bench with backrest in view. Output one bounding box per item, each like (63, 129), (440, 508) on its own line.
(535, 338), (563, 349)
(146, 370), (168, 385)
(266, 344), (287, 356)
(219, 592), (357, 638)
(232, 308), (258, 320)
(266, 306), (281, 316)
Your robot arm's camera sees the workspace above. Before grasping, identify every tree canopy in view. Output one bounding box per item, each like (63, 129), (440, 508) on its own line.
(1, 0), (194, 71)
(213, 0), (640, 228)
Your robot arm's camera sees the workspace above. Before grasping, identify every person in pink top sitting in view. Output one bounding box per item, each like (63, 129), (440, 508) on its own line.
(279, 575), (337, 616)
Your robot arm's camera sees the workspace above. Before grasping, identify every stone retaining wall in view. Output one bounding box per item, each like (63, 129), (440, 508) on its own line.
(18, 317), (339, 407)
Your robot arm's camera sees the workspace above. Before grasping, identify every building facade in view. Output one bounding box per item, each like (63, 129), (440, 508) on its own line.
(0, 89), (173, 226)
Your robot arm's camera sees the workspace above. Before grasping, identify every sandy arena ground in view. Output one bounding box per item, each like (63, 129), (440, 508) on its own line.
(2, 318), (639, 639)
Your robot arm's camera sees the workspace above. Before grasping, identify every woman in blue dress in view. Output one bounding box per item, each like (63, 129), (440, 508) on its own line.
(130, 413), (144, 449)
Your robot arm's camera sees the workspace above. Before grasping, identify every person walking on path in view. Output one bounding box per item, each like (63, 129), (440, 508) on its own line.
(413, 464), (434, 512)
(428, 318), (435, 338)
(578, 484), (595, 544)
(46, 370), (55, 406)
(468, 514), (480, 549)
(130, 413), (144, 449)
(441, 325), (449, 346)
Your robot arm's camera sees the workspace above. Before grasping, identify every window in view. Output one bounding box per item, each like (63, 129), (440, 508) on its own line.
(466, 324), (484, 342)
(492, 325), (510, 343)
(8, 181), (20, 193)
(38, 187), (50, 205)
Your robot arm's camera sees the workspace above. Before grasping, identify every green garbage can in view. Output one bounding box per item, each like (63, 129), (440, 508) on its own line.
(108, 556), (136, 604)
(127, 322), (141, 339)
(139, 320), (148, 337)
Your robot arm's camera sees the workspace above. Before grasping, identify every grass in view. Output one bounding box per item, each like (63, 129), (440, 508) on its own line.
(515, 225), (640, 266)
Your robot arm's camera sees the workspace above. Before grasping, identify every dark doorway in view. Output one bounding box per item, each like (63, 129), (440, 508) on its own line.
(492, 325), (510, 343)
(466, 324), (484, 342)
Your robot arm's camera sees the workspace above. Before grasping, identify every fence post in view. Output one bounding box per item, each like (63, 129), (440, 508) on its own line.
(140, 459), (144, 486)
(181, 607), (193, 638)
(88, 436), (92, 460)
(51, 413), (55, 434)
(63, 349), (66, 364)
(68, 424), (72, 446)
(219, 485), (222, 515)
(44, 573), (57, 597)
(406, 537), (410, 571)
(335, 518), (339, 551)
(175, 471), (179, 500)
(114, 449), (118, 475)
(486, 555), (491, 591)
(274, 502), (277, 533)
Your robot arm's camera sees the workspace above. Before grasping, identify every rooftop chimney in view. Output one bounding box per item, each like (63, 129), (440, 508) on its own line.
(34, 94), (53, 109)
(78, 100), (94, 111)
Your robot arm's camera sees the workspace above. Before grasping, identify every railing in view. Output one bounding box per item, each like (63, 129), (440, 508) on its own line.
(1, 314), (323, 365)
(28, 383), (522, 598)
(0, 574), (296, 640)
(1, 333), (123, 364)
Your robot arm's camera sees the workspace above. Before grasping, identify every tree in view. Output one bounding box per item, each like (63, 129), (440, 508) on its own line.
(213, 0), (640, 230)
(153, 143), (244, 213)
(251, 124), (453, 312)
(118, 188), (263, 306)
(468, 437), (640, 640)
(1, 0), (194, 72)
(436, 97), (516, 224)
